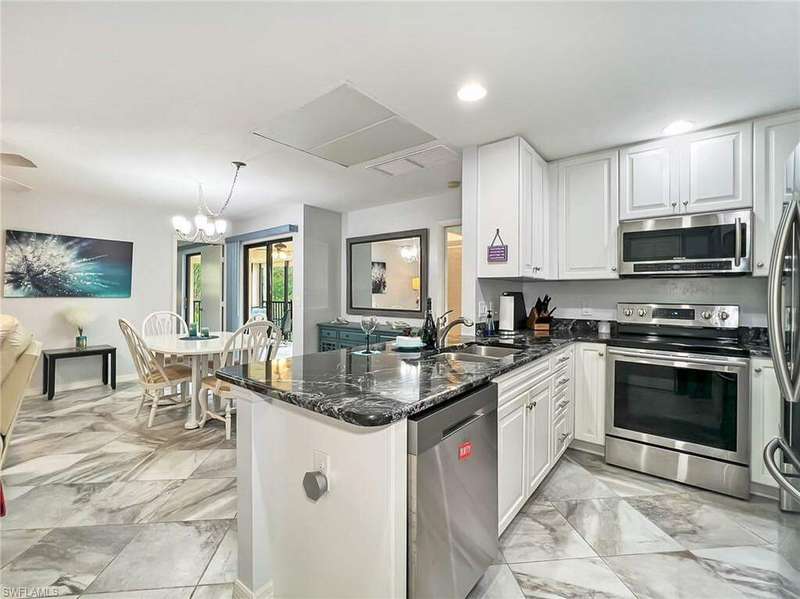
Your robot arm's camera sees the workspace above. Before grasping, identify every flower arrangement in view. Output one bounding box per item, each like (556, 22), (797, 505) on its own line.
(62, 307), (96, 348)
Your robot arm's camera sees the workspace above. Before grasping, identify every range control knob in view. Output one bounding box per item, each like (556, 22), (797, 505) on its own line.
(623, 308), (633, 317)
(701, 311), (713, 320)
(637, 308), (647, 317)
(719, 311), (729, 321)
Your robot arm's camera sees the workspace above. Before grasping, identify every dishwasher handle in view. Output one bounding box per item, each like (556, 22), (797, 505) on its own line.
(408, 383), (498, 455)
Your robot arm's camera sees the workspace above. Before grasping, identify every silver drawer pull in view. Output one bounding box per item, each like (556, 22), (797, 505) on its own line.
(557, 377), (570, 385)
(558, 355), (570, 363)
(559, 432), (569, 441)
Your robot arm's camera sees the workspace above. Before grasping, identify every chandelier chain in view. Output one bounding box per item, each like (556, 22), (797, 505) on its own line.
(199, 161), (245, 218)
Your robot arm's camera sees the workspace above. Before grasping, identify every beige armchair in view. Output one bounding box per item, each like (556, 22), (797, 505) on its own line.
(0, 315), (42, 469)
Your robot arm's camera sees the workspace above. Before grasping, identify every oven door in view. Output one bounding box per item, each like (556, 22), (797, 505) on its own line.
(606, 347), (750, 465)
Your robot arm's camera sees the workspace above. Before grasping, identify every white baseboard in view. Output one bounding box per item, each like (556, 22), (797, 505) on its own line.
(234, 579), (273, 599)
(569, 438), (605, 456)
(25, 373), (139, 398)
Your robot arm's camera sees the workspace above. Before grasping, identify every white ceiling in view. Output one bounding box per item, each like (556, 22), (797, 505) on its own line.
(2, 2), (798, 217)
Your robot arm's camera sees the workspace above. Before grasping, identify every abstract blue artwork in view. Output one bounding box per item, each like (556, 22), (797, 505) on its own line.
(3, 229), (133, 298)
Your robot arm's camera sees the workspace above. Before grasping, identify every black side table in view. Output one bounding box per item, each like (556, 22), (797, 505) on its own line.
(42, 345), (117, 400)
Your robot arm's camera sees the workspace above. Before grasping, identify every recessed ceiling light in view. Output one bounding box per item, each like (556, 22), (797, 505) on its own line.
(457, 82), (487, 102)
(662, 120), (694, 136)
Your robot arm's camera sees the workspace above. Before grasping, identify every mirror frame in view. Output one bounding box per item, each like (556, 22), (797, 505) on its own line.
(346, 228), (429, 319)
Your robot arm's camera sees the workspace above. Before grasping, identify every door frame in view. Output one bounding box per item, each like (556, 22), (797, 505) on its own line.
(242, 236), (293, 325)
(184, 251), (202, 324)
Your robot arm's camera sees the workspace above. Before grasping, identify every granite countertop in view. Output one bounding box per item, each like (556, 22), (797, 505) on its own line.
(216, 319), (771, 428)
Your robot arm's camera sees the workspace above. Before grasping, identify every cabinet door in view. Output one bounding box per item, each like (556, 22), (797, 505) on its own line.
(498, 392), (527, 533)
(529, 150), (552, 278)
(558, 150), (619, 279)
(751, 359), (781, 488)
(574, 343), (606, 446)
(519, 141), (535, 278)
(679, 122), (753, 214)
(753, 110), (800, 277)
(477, 137), (521, 278)
(526, 381), (552, 496)
(619, 139), (678, 221)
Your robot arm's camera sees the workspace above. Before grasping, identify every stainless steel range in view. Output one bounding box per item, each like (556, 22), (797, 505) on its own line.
(604, 302), (750, 499)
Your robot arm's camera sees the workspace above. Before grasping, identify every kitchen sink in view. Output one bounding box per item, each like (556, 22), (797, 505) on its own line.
(435, 352), (499, 364)
(459, 345), (524, 358)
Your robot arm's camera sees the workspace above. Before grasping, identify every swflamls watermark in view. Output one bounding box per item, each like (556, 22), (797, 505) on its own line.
(1, 587), (60, 598)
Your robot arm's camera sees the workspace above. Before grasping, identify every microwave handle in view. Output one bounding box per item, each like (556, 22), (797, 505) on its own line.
(734, 217), (742, 267)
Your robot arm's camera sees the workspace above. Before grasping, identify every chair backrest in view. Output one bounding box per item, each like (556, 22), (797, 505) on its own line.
(119, 318), (170, 385)
(142, 311), (188, 336)
(222, 320), (282, 368)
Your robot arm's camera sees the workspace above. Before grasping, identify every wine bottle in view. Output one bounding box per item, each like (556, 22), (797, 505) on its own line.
(421, 298), (437, 349)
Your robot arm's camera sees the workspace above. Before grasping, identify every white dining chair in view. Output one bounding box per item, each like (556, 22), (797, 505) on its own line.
(200, 319), (282, 439)
(142, 311), (189, 336)
(119, 319), (192, 427)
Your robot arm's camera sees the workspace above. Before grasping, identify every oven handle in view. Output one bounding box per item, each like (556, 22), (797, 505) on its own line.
(764, 436), (800, 503)
(606, 347), (749, 368)
(734, 217), (742, 267)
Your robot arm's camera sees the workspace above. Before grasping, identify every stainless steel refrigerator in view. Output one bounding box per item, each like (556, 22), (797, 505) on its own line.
(765, 141), (800, 511)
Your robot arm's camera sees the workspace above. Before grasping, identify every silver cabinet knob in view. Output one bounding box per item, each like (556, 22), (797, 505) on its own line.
(701, 311), (713, 320)
(526, 402), (534, 410)
(757, 261), (765, 268)
(532, 400), (537, 407)
(598, 352), (604, 357)
(683, 201), (689, 207)
(560, 432), (569, 441)
(611, 266), (617, 272)
(638, 308), (647, 317)
(671, 202), (677, 208)
(303, 471), (328, 501)
(754, 367), (762, 373)
(623, 308), (633, 317)
(719, 311), (729, 321)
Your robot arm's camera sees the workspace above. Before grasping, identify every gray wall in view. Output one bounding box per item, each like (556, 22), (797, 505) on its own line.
(303, 205), (342, 353)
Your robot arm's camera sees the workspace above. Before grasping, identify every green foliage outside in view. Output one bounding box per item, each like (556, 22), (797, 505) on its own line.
(271, 265), (293, 301)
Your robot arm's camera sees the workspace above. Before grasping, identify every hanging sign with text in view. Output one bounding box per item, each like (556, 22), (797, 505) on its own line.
(487, 228), (508, 263)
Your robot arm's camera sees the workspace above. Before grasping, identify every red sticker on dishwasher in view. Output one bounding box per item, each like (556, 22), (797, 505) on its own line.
(458, 441), (472, 461)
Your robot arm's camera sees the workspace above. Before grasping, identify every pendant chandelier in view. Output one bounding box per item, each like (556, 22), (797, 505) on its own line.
(172, 161), (246, 243)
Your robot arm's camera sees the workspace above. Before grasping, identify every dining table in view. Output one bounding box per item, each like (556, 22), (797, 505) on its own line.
(142, 331), (234, 430)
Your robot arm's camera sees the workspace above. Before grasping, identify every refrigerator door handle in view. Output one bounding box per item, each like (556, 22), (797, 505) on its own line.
(764, 437), (800, 503)
(768, 199), (800, 403)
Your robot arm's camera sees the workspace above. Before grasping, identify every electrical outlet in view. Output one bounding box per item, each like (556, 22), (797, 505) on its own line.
(478, 301), (487, 316)
(581, 301), (593, 316)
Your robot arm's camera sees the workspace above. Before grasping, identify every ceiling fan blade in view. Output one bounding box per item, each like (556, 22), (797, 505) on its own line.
(1, 175), (33, 192)
(0, 153), (37, 168)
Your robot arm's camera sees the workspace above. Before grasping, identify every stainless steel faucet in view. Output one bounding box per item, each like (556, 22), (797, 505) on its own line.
(436, 310), (475, 349)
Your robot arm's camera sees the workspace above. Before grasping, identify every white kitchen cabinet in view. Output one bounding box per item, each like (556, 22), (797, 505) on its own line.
(498, 390), (528, 533)
(679, 121), (753, 214)
(526, 380), (552, 497)
(750, 358), (781, 489)
(477, 136), (552, 279)
(557, 149), (619, 279)
(619, 138), (678, 221)
(753, 110), (800, 277)
(574, 343), (606, 446)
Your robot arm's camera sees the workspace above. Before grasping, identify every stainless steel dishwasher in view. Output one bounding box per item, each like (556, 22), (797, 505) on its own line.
(408, 383), (498, 599)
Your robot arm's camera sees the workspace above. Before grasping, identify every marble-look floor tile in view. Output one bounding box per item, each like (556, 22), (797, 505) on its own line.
(0, 453), (87, 486)
(191, 449), (236, 479)
(200, 521), (237, 584)
(605, 551), (750, 599)
(500, 503), (596, 563)
(1, 485), (34, 501)
(467, 564), (524, 599)
(692, 545), (800, 599)
(554, 497), (682, 556)
(82, 588), (194, 598)
(510, 557), (636, 599)
(566, 450), (692, 497)
(46, 450), (153, 484)
(191, 584), (234, 599)
(0, 529), (51, 566)
(125, 450), (211, 481)
(4, 431), (121, 468)
(86, 520), (229, 592)
(534, 457), (618, 502)
(1, 481), (182, 530)
(139, 478), (237, 522)
(0, 525), (140, 596)
(628, 493), (767, 550)
(101, 433), (163, 454)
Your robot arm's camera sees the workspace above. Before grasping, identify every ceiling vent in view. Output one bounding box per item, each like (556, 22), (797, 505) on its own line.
(368, 143), (459, 177)
(253, 83), (440, 168)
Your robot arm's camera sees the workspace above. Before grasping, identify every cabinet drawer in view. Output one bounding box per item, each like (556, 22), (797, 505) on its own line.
(496, 357), (551, 407)
(553, 414), (571, 457)
(319, 328), (338, 340)
(550, 348), (573, 370)
(339, 330), (366, 342)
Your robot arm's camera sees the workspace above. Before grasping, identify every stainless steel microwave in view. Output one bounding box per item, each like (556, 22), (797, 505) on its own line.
(619, 210), (752, 276)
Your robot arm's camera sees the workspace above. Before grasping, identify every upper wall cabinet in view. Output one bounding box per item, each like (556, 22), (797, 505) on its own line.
(477, 137), (553, 279)
(619, 122), (753, 221)
(753, 110), (800, 277)
(619, 138), (678, 220)
(680, 122), (752, 214)
(557, 149), (619, 279)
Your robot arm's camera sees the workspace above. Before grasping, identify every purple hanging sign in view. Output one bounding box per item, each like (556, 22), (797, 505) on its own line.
(487, 228), (508, 263)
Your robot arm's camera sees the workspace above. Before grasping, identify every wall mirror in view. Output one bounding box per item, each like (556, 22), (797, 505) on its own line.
(347, 229), (428, 319)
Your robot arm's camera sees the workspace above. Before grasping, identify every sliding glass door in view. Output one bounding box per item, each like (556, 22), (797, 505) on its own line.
(185, 252), (202, 326)
(243, 238), (293, 338)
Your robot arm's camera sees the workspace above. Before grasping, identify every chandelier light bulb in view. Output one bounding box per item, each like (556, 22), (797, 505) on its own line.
(194, 212), (209, 229)
(214, 219), (228, 234)
(203, 221), (216, 236)
(171, 215), (185, 230)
